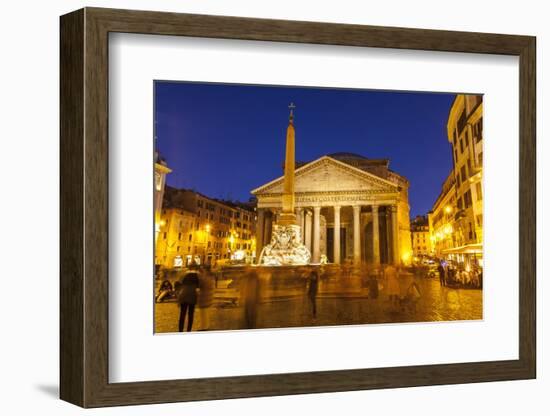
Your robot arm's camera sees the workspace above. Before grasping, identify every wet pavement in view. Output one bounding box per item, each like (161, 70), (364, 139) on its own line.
(155, 275), (482, 333)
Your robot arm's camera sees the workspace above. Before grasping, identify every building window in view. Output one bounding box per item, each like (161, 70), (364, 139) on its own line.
(457, 109), (467, 133)
(188, 234), (192, 242)
(460, 139), (465, 154)
(178, 232), (182, 240)
(478, 151), (483, 166)
(476, 182), (483, 201)
(461, 165), (467, 183)
(475, 118), (483, 142)
(163, 232), (167, 240)
(464, 190), (472, 208)
(476, 214), (483, 227)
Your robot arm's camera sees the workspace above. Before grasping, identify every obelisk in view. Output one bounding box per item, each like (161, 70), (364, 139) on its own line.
(257, 103), (311, 266)
(278, 102), (297, 225)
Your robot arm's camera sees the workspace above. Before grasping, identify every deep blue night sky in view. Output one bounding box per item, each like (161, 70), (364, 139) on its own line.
(155, 81), (455, 218)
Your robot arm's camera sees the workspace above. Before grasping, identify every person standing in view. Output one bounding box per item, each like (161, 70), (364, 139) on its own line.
(437, 261), (446, 287)
(176, 271), (199, 332)
(241, 271), (260, 329)
(307, 270), (319, 319)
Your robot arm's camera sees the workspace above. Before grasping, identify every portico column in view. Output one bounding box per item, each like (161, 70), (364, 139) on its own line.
(256, 208), (265, 261)
(296, 208), (304, 241)
(305, 210), (313, 251)
(372, 204), (380, 265)
(333, 205), (341, 264)
(391, 205), (400, 265)
(312, 206), (321, 263)
(265, 210), (273, 246)
(353, 205), (361, 265)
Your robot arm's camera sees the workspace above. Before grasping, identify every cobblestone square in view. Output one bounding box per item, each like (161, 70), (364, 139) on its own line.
(155, 276), (482, 333)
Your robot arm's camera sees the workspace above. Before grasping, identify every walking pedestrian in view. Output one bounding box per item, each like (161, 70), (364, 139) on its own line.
(198, 270), (215, 330)
(241, 271), (260, 329)
(368, 267), (379, 300)
(175, 271), (199, 332)
(307, 270), (319, 319)
(437, 261), (446, 287)
(384, 264), (400, 307)
(405, 279), (421, 313)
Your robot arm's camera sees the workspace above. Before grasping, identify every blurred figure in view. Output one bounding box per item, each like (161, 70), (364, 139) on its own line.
(437, 261), (446, 287)
(156, 276), (173, 302)
(241, 271), (259, 329)
(405, 279), (421, 313)
(175, 271), (199, 332)
(447, 264), (456, 285)
(384, 264), (400, 307)
(198, 270), (215, 330)
(307, 270), (319, 319)
(368, 267), (379, 300)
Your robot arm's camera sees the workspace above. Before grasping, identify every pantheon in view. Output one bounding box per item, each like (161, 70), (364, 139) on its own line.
(251, 152), (412, 266)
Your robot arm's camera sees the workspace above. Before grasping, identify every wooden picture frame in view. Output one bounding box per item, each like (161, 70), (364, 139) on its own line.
(60, 7), (536, 408)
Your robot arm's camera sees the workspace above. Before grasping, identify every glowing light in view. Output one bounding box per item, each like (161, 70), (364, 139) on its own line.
(232, 250), (246, 261)
(401, 251), (412, 263)
(444, 224), (453, 235)
(445, 205), (453, 214)
(205, 224), (211, 233)
(173, 255), (183, 268)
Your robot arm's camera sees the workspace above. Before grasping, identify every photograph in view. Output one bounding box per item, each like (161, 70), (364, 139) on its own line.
(153, 81), (484, 333)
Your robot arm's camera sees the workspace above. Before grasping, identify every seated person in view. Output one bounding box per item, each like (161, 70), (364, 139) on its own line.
(156, 279), (174, 302)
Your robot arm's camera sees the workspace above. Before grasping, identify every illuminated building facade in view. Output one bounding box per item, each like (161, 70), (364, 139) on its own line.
(410, 215), (431, 257)
(429, 94), (483, 268)
(155, 187), (256, 268)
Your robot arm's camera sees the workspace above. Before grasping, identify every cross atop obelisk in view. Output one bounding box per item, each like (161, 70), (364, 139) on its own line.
(278, 103), (297, 225)
(288, 102), (296, 121)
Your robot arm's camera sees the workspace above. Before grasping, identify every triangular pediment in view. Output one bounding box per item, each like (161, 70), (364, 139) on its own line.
(252, 156), (399, 195)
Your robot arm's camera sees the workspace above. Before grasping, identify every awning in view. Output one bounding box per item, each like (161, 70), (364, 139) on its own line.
(442, 243), (483, 255)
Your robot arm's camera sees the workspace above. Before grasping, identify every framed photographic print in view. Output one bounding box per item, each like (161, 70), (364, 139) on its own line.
(60, 7), (536, 408)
